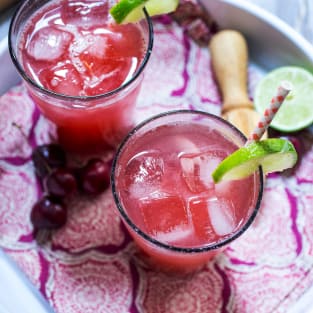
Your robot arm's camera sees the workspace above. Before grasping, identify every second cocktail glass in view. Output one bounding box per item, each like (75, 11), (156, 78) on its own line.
(112, 110), (263, 273)
(9, 0), (153, 152)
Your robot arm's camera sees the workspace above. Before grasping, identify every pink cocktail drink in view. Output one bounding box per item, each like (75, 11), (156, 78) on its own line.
(112, 111), (263, 272)
(9, 0), (153, 152)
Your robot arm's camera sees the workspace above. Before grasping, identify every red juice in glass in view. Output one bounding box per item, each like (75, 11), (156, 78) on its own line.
(9, 0), (152, 152)
(112, 111), (263, 272)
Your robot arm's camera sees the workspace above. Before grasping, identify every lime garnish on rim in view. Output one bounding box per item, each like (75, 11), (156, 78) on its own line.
(254, 66), (313, 132)
(110, 0), (179, 24)
(212, 138), (298, 183)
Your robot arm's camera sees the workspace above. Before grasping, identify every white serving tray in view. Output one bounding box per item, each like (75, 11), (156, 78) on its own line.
(0, 0), (313, 312)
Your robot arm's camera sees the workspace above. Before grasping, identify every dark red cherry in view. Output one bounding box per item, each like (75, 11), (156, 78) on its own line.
(79, 158), (110, 195)
(44, 168), (77, 198)
(31, 196), (67, 230)
(32, 144), (67, 178)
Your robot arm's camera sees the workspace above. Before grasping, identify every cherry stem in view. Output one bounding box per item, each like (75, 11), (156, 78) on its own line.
(36, 152), (53, 176)
(12, 122), (29, 141)
(34, 229), (52, 245)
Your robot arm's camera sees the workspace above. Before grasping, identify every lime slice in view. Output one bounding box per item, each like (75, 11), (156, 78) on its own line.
(110, 0), (179, 24)
(254, 66), (313, 132)
(212, 138), (298, 183)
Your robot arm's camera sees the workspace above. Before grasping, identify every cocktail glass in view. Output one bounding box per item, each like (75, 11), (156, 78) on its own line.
(9, 0), (153, 153)
(111, 110), (263, 273)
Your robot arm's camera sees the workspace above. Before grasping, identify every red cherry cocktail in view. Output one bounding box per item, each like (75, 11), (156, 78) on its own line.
(112, 110), (263, 272)
(9, 0), (153, 152)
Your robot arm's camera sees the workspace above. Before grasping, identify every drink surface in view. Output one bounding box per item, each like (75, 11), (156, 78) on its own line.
(19, 0), (145, 97)
(117, 121), (259, 248)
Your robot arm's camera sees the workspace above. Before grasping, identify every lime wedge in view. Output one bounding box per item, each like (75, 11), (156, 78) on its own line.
(254, 66), (313, 132)
(212, 139), (298, 183)
(110, 0), (179, 24)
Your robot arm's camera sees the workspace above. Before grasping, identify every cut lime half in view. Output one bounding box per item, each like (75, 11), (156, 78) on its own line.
(110, 0), (179, 24)
(254, 66), (313, 132)
(212, 138), (298, 183)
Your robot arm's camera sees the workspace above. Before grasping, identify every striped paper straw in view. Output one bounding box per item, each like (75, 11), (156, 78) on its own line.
(248, 80), (293, 142)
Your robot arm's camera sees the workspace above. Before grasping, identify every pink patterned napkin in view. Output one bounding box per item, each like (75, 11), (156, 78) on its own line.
(1, 18), (313, 313)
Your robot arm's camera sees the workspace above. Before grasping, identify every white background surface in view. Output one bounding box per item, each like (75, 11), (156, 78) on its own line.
(0, 1), (312, 312)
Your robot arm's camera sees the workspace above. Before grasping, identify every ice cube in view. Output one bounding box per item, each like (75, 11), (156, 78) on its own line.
(214, 177), (254, 214)
(69, 32), (90, 57)
(39, 63), (83, 96)
(71, 33), (108, 60)
(26, 27), (72, 61)
(139, 194), (189, 240)
(125, 151), (164, 185)
(61, 0), (110, 27)
(155, 224), (194, 246)
(128, 184), (165, 201)
(86, 35), (108, 59)
(214, 180), (234, 199)
(208, 198), (236, 236)
(71, 31), (135, 94)
(82, 57), (135, 95)
(180, 155), (200, 192)
(188, 195), (216, 242)
(163, 136), (199, 155)
(124, 151), (165, 199)
(180, 152), (222, 193)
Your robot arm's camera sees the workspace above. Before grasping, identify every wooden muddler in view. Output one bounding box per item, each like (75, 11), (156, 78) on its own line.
(209, 30), (265, 139)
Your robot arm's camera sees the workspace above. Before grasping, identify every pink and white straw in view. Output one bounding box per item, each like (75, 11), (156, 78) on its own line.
(248, 80), (293, 142)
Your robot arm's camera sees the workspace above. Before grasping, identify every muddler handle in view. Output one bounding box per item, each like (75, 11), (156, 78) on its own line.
(209, 30), (253, 113)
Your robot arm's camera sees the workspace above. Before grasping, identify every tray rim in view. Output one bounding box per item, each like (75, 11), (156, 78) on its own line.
(211, 0), (313, 57)
(202, 0), (313, 71)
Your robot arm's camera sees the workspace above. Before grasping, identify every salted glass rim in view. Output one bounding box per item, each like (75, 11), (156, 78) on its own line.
(111, 110), (264, 254)
(8, 1), (154, 102)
